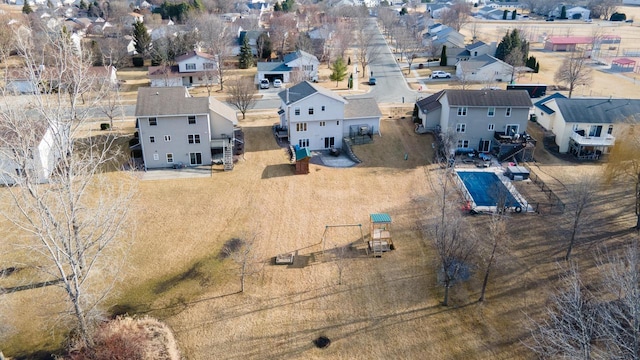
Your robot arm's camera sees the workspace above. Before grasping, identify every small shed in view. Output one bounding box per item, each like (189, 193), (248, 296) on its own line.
(369, 213), (393, 257)
(505, 166), (530, 180)
(612, 58), (636, 72)
(295, 147), (311, 175)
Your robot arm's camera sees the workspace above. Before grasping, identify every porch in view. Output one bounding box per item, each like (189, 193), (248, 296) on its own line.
(568, 131), (615, 160)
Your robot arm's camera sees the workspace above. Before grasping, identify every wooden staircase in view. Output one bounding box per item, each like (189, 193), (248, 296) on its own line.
(223, 141), (233, 171)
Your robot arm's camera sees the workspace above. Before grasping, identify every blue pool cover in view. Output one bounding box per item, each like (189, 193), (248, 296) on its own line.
(457, 171), (520, 208)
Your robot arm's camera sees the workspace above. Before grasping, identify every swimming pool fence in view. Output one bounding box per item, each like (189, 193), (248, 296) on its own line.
(521, 164), (565, 214)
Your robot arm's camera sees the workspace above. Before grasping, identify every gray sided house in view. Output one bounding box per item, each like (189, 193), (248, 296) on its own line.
(416, 89), (534, 160)
(135, 87), (239, 170)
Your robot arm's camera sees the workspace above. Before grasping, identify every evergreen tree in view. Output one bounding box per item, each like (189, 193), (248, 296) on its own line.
(560, 5), (567, 19)
(238, 36), (254, 69)
(329, 57), (347, 87)
(132, 22), (151, 58)
(512, 10), (517, 20)
(273, 1), (282, 11)
(22, 1), (33, 14)
(440, 45), (447, 66)
(495, 29), (528, 62)
(502, 10), (508, 20)
(257, 33), (272, 60)
(400, 7), (408, 15)
(79, 0), (87, 9)
(192, 0), (204, 12)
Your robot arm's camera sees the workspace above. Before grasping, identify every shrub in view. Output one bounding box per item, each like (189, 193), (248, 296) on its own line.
(100, 123), (110, 131)
(132, 57), (144, 67)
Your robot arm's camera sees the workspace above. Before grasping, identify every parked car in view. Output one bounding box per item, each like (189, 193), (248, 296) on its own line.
(368, 77), (376, 85)
(584, 18), (593, 23)
(431, 71), (451, 79)
(259, 79), (269, 89)
(273, 79), (282, 88)
(546, 18), (555, 21)
(625, 19), (634, 23)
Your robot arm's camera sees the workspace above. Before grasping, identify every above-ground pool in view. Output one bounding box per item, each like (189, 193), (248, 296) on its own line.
(457, 171), (521, 208)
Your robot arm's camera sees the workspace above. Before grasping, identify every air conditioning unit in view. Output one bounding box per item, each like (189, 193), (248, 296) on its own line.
(359, 125), (369, 135)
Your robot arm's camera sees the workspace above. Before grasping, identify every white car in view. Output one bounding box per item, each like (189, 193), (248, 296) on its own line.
(259, 79), (269, 89)
(431, 71), (452, 79)
(273, 79), (282, 88)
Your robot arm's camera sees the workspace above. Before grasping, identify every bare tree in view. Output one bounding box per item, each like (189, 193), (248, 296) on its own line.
(0, 26), (135, 348)
(193, 14), (232, 91)
(527, 264), (601, 359)
(505, 46), (525, 83)
(605, 124), (640, 230)
(588, 0), (619, 20)
(355, 17), (381, 77)
(226, 77), (258, 120)
(555, 51), (593, 98)
(100, 83), (124, 130)
(598, 239), (640, 359)
(269, 13), (298, 61)
(330, 21), (354, 66)
(439, 2), (472, 32)
(479, 212), (507, 302)
(564, 177), (599, 261)
(222, 235), (259, 293)
(0, 15), (15, 63)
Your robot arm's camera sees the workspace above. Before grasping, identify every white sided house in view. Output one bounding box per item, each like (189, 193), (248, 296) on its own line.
(278, 81), (381, 150)
(257, 50), (319, 83)
(0, 119), (65, 185)
(533, 94), (640, 159)
(456, 54), (514, 83)
(135, 87), (238, 170)
(148, 51), (219, 88)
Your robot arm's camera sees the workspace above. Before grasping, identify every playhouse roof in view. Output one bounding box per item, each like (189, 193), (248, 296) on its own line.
(370, 213), (392, 224)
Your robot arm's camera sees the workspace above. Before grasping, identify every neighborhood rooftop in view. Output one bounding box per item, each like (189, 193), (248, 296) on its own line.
(555, 98), (640, 123)
(344, 97), (383, 119)
(278, 81), (346, 105)
(444, 89), (532, 107)
(135, 87), (206, 116)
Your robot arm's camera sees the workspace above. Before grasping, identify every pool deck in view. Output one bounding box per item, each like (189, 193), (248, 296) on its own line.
(454, 159), (533, 214)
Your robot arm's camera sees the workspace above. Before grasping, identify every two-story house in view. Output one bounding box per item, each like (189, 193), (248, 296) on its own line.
(415, 89), (534, 160)
(257, 50), (320, 84)
(148, 51), (218, 87)
(533, 94), (640, 159)
(278, 81), (381, 150)
(135, 87), (238, 170)
(455, 54), (514, 83)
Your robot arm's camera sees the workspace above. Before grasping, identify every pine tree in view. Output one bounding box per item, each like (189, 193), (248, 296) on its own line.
(502, 10), (508, 20)
(22, 1), (33, 14)
(512, 10), (517, 20)
(440, 45), (447, 66)
(273, 2), (282, 11)
(238, 36), (254, 69)
(133, 22), (151, 58)
(495, 29), (528, 62)
(79, 0), (87, 9)
(329, 57), (347, 87)
(560, 5), (567, 19)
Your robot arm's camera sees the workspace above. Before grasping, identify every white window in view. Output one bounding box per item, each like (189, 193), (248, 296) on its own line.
(308, 107), (314, 115)
(456, 123), (466, 133)
(188, 134), (201, 144)
(153, 153), (159, 161)
(294, 107), (300, 116)
(186, 63), (196, 70)
(505, 107), (512, 117)
(608, 125), (613, 135)
(296, 123), (307, 131)
(164, 135), (171, 142)
(336, 121), (340, 125)
(299, 139), (309, 147)
(487, 107), (495, 117)
(573, 124), (580, 131)
(149, 117), (157, 126)
(322, 106), (325, 111)
(190, 152), (202, 165)
(319, 121), (326, 127)
(457, 107), (467, 116)
(188, 116), (196, 124)
(166, 153), (174, 163)
(457, 140), (469, 148)
(149, 136), (155, 143)
(488, 124), (495, 131)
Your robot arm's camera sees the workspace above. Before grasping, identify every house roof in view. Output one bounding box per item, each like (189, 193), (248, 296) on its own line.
(445, 89), (532, 107)
(416, 90), (444, 112)
(613, 57), (636, 65)
(283, 50), (317, 64)
(277, 81), (346, 105)
(209, 96), (238, 125)
(175, 50), (216, 62)
(466, 41), (486, 50)
(533, 92), (567, 114)
(148, 65), (180, 78)
(554, 98), (640, 124)
(135, 87), (206, 116)
(0, 115), (49, 147)
(344, 97), (382, 119)
(257, 61), (290, 72)
(458, 54), (506, 72)
(295, 147), (311, 160)
(370, 213), (392, 224)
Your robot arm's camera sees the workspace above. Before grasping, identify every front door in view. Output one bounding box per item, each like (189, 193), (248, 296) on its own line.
(479, 140), (491, 153)
(324, 137), (335, 149)
(190, 152), (202, 165)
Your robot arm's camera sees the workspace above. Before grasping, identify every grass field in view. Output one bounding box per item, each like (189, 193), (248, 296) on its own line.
(2, 11), (640, 359)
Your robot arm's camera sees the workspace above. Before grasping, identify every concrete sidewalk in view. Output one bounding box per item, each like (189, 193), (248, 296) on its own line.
(139, 166), (212, 181)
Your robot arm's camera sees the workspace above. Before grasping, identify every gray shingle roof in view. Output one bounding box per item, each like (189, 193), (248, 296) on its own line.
(283, 50), (316, 64)
(136, 87), (203, 116)
(466, 41), (486, 50)
(533, 92), (567, 115)
(277, 81), (345, 105)
(416, 90), (444, 112)
(445, 89), (532, 107)
(257, 62), (291, 72)
(555, 98), (640, 124)
(344, 97), (382, 119)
